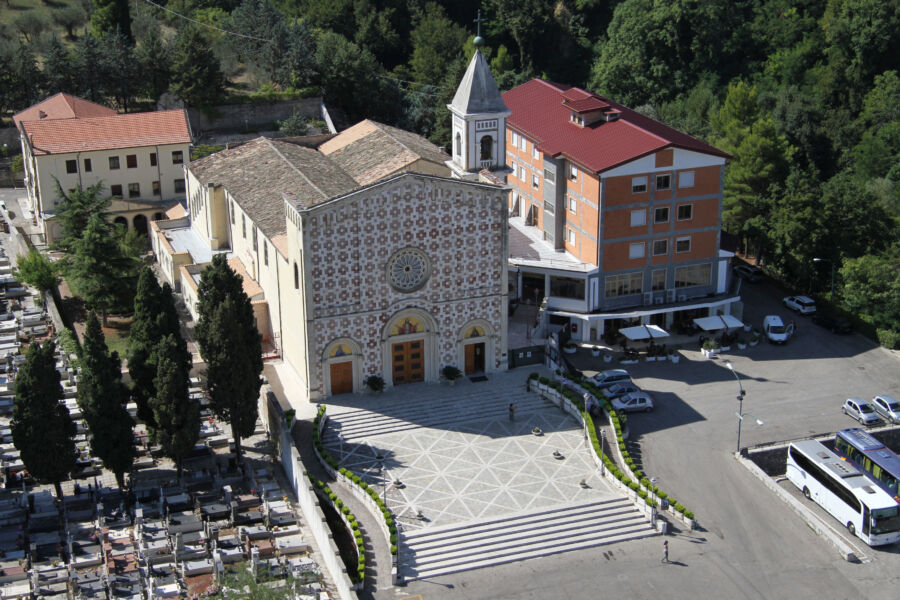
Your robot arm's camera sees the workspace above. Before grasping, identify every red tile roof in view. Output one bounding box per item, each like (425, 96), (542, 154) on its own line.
(503, 79), (729, 174)
(13, 93), (116, 126)
(21, 110), (192, 155)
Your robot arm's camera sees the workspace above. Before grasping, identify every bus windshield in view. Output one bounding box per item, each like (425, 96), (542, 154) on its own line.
(871, 506), (900, 534)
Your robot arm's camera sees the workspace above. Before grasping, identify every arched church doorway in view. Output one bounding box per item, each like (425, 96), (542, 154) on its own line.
(383, 310), (437, 386)
(324, 339), (360, 396)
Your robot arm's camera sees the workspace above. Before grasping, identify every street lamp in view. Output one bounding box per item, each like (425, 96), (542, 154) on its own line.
(725, 361), (747, 453)
(599, 429), (606, 477)
(813, 257), (835, 302)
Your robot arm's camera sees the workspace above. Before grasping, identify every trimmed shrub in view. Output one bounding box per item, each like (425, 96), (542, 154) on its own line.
(342, 506), (350, 515)
(390, 534), (397, 545)
(335, 498), (343, 507)
(529, 372), (539, 380)
(684, 510), (694, 520)
(539, 376), (549, 384)
(628, 481), (640, 491)
(638, 490), (648, 500)
(390, 544), (398, 555)
(657, 491), (668, 500)
(675, 503), (685, 513)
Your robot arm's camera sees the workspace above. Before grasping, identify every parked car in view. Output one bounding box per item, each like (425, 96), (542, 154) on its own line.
(611, 392), (654, 413)
(872, 395), (900, 424)
(603, 382), (641, 398)
(592, 369), (631, 388)
(733, 264), (764, 283)
(811, 313), (852, 334)
(783, 295), (817, 315)
(763, 315), (791, 344)
(842, 398), (881, 425)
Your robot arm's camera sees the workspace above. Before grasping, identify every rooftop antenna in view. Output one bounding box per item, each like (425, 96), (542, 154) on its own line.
(473, 10), (485, 48)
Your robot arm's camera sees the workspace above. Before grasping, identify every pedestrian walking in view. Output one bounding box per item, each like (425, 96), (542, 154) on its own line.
(661, 540), (669, 563)
(508, 403), (515, 422)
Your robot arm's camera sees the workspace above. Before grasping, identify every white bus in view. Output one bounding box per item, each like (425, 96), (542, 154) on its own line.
(787, 440), (900, 546)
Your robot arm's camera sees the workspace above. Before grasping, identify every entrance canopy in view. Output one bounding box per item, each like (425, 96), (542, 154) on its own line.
(619, 324), (670, 341)
(693, 314), (744, 331)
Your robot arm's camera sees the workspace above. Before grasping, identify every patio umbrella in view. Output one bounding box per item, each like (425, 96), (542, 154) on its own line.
(619, 324), (670, 341)
(693, 314), (744, 331)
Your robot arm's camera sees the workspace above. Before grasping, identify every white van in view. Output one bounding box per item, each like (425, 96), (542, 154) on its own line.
(763, 315), (791, 344)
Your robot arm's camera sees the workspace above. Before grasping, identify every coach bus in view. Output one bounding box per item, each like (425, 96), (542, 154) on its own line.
(787, 440), (900, 546)
(834, 428), (900, 500)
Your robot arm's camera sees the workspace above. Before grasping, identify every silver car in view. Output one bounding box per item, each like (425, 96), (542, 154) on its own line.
(872, 395), (900, 424)
(612, 392), (654, 413)
(592, 369), (631, 388)
(842, 398), (880, 425)
(604, 382), (640, 398)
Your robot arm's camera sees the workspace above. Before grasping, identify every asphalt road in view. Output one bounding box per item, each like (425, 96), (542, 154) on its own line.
(400, 279), (900, 599)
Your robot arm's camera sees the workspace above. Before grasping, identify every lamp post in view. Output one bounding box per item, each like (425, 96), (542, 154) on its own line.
(599, 429), (606, 477)
(583, 393), (590, 444)
(725, 361), (746, 453)
(813, 257), (835, 302)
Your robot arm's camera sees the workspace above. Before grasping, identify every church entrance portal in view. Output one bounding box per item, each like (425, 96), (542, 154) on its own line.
(330, 361), (353, 395)
(464, 342), (485, 375)
(392, 340), (424, 385)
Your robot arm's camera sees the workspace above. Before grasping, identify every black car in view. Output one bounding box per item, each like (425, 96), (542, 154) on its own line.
(733, 264), (764, 283)
(812, 313), (852, 334)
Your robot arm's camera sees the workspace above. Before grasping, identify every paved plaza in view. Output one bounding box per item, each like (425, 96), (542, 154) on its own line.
(320, 372), (619, 530)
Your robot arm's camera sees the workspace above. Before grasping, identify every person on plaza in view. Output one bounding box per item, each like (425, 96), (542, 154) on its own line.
(508, 403), (515, 421)
(662, 540), (669, 563)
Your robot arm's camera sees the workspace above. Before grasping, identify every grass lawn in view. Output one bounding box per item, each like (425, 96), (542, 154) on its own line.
(102, 317), (131, 359)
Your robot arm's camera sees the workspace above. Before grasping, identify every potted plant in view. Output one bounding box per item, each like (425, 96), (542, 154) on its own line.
(364, 375), (385, 394)
(701, 338), (720, 358)
(737, 338), (747, 350)
(669, 351), (680, 364)
(532, 426), (543, 436)
(749, 330), (760, 346)
(603, 353), (613, 363)
(591, 346), (601, 358)
(441, 365), (462, 385)
(563, 341), (577, 354)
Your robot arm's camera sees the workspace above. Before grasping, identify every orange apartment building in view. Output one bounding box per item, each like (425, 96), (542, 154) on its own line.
(503, 79), (740, 343)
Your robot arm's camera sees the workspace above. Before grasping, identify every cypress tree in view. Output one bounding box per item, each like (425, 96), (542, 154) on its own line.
(12, 341), (77, 500)
(78, 312), (135, 489)
(149, 335), (199, 479)
(169, 24), (224, 107)
(90, 0), (132, 43)
(195, 255), (263, 464)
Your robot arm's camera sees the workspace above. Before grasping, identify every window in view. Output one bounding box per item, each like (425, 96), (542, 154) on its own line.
(65, 159), (77, 174)
(674, 263), (711, 288)
(677, 204), (693, 221)
(172, 150), (184, 165)
(511, 132), (518, 147)
(567, 228), (576, 244)
(532, 174), (539, 189)
(126, 154), (137, 168)
(568, 196), (577, 213)
(293, 263), (299, 289)
(651, 269), (667, 291)
(569, 165), (578, 180)
(605, 272), (642, 298)
(152, 181), (160, 195)
(150, 153), (157, 167)
(654, 206), (669, 223)
(532, 146), (539, 160)
(83, 158), (92, 172)
(678, 170), (694, 188)
(109, 156), (120, 170)
(550, 276), (585, 299)
(510, 161), (517, 177)
(242, 214), (246, 239)
(656, 174), (671, 190)
(253, 226), (258, 249)
(110, 184), (123, 197)
(631, 176), (647, 193)
(128, 183), (140, 198)
(519, 166), (525, 180)
(675, 236), (691, 253)
(230, 200), (235, 224)
(629, 242), (645, 259)
(544, 168), (555, 184)
(519, 136), (526, 151)
(480, 135), (493, 160)
(454, 133), (461, 156)
(652, 239), (668, 256)
(630, 209), (646, 227)
(174, 178), (185, 193)
(264, 242), (268, 266)
(544, 200), (554, 215)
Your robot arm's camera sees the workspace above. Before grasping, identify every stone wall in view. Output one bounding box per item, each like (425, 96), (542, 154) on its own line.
(187, 98), (322, 133)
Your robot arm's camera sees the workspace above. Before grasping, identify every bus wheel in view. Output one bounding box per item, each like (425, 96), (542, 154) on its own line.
(847, 522), (856, 536)
(802, 487), (810, 499)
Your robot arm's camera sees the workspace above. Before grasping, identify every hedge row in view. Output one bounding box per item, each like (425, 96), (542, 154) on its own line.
(313, 405), (399, 557)
(307, 473), (366, 584)
(529, 373), (695, 522)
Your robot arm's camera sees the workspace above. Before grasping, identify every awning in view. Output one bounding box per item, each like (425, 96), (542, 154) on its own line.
(693, 314), (744, 331)
(619, 324), (670, 341)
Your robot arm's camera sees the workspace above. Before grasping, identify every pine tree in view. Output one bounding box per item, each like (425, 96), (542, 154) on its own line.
(72, 33), (107, 103)
(68, 213), (135, 323)
(135, 27), (171, 102)
(129, 269), (189, 428)
(91, 0), (132, 43)
(10, 42), (43, 110)
(103, 28), (137, 112)
(12, 341), (77, 500)
(169, 25), (225, 107)
(77, 312), (135, 489)
(149, 334), (199, 479)
(195, 255), (263, 463)
(52, 182), (110, 253)
(43, 35), (76, 95)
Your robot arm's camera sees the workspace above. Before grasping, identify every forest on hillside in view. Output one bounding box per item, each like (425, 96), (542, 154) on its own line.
(0, 0), (898, 345)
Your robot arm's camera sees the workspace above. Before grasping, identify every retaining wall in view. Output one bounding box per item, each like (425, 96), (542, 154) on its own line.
(187, 98), (322, 133)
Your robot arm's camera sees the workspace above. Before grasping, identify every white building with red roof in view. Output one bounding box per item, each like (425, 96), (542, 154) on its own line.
(15, 93), (192, 243)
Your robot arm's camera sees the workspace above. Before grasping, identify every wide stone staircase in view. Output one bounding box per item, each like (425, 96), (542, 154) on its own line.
(399, 498), (657, 581)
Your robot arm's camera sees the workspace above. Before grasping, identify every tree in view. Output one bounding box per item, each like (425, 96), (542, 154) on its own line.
(13, 12), (45, 44)
(169, 25), (225, 107)
(52, 5), (88, 41)
(149, 334), (199, 478)
(52, 182), (110, 253)
(9, 42), (43, 111)
(228, 0), (288, 83)
(135, 27), (171, 101)
(195, 255), (263, 464)
(15, 248), (59, 292)
(409, 3), (468, 86)
(12, 341), (77, 500)
(275, 21), (317, 89)
(277, 112), (308, 136)
(77, 312), (135, 489)
(128, 268), (189, 428)
(91, 0), (132, 43)
(42, 35), (76, 95)
(72, 33), (107, 103)
(841, 251), (900, 332)
(485, 0), (553, 74)
(103, 28), (137, 112)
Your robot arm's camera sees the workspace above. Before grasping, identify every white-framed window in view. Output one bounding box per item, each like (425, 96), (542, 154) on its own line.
(569, 164), (578, 180)
(519, 136), (526, 151)
(532, 174), (539, 189)
(632, 176), (648, 193)
(675, 236), (691, 253)
(510, 161), (517, 177)
(630, 209), (646, 227)
(568, 196), (577, 213)
(677, 203), (693, 220)
(656, 174), (671, 190)
(567, 228), (576, 244)
(532, 146), (540, 160)
(679, 170), (695, 188)
(511, 131), (518, 147)
(519, 166), (525, 180)
(629, 242), (645, 259)
(652, 239), (668, 256)
(654, 206), (669, 223)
